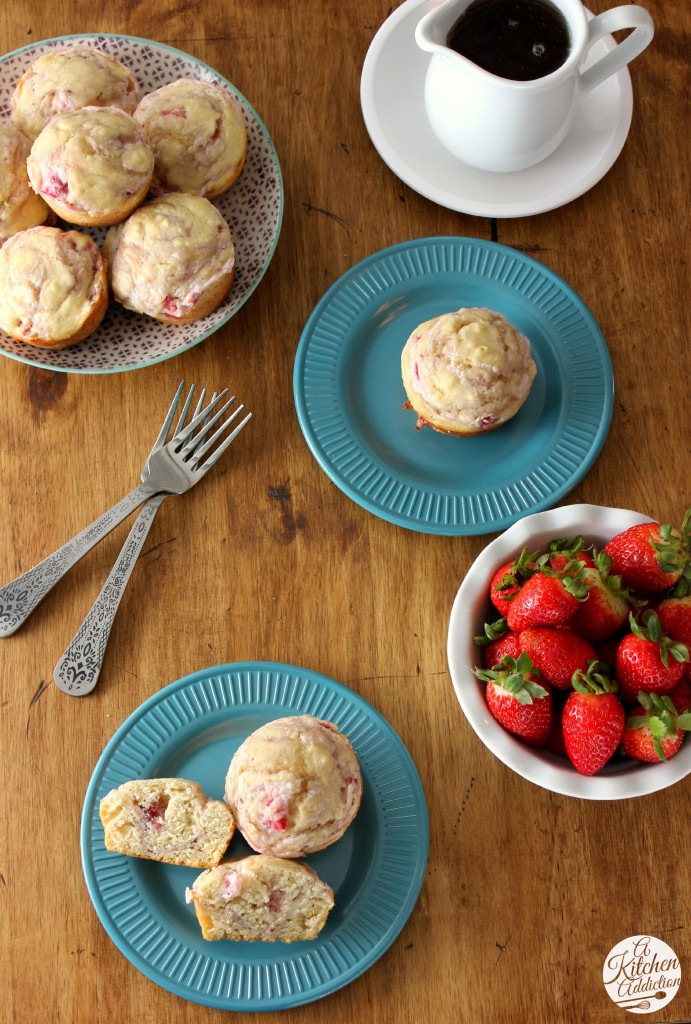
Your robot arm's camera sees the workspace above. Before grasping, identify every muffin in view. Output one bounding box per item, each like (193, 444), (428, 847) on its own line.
(26, 105), (154, 227)
(0, 123), (53, 240)
(225, 715), (362, 858)
(186, 855), (335, 942)
(11, 46), (139, 140)
(401, 307), (537, 435)
(0, 226), (107, 349)
(103, 192), (235, 323)
(99, 778), (235, 869)
(134, 77), (247, 198)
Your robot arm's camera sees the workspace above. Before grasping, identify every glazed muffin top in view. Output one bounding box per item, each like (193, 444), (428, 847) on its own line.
(0, 226), (105, 344)
(103, 192), (235, 321)
(0, 122), (51, 240)
(11, 46), (139, 140)
(225, 715), (362, 858)
(26, 105), (153, 224)
(401, 307), (537, 435)
(134, 77), (247, 198)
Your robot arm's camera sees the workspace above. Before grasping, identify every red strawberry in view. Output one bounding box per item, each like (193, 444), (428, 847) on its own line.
(562, 663), (625, 775)
(656, 594), (691, 647)
(489, 548), (542, 614)
(603, 510), (691, 592)
(545, 694), (568, 757)
(548, 535), (595, 572)
(622, 692), (691, 763)
(475, 653), (552, 747)
(594, 636), (622, 669)
(506, 564), (588, 632)
(668, 675), (691, 713)
(616, 609), (689, 702)
(474, 618), (523, 669)
(519, 627), (597, 689)
(568, 549), (631, 643)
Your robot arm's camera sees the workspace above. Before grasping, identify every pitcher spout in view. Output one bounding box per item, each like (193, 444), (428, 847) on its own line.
(415, 0), (471, 55)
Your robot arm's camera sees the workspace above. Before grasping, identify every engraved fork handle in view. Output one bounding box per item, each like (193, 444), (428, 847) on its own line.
(0, 482), (157, 637)
(53, 494), (167, 696)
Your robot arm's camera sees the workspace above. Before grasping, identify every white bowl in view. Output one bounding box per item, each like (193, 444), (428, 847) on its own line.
(447, 503), (691, 800)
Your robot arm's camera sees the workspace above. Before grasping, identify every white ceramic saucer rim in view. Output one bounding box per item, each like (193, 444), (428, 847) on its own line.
(360, 0), (634, 218)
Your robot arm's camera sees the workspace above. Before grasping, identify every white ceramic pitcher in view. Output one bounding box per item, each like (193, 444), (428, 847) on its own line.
(415, 0), (654, 172)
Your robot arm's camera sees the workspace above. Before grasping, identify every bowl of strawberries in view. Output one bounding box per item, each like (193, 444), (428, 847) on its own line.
(447, 504), (691, 799)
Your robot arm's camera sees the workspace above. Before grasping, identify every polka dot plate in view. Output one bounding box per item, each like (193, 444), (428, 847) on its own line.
(0, 34), (283, 373)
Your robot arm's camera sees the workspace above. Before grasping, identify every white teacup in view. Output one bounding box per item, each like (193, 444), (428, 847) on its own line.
(415, 0), (654, 172)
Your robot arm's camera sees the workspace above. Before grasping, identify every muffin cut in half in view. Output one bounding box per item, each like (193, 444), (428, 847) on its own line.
(99, 778), (235, 869)
(186, 855), (335, 942)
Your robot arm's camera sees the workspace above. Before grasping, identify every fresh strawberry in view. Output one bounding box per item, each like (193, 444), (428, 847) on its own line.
(603, 510), (691, 592)
(489, 548), (542, 614)
(474, 618), (522, 669)
(548, 535), (595, 572)
(594, 636), (622, 669)
(656, 594), (691, 647)
(616, 609), (689, 702)
(668, 675), (691, 713)
(475, 653), (552, 747)
(568, 549), (631, 643)
(545, 695), (568, 757)
(519, 627), (597, 689)
(622, 692), (691, 763)
(562, 662), (625, 775)
(506, 563), (588, 632)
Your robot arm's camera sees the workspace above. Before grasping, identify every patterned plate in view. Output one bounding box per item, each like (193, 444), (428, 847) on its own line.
(0, 35), (283, 373)
(293, 237), (614, 535)
(81, 662), (429, 1011)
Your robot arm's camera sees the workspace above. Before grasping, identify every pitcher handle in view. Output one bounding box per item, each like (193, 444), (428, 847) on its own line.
(580, 5), (654, 96)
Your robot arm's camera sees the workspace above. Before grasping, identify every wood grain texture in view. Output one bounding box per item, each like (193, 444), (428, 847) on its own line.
(0, 1), (689, 1022)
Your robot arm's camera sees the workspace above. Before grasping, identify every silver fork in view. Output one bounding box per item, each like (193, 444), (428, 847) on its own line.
(0, 383), (251, 639)
(53, 386), (225, 697)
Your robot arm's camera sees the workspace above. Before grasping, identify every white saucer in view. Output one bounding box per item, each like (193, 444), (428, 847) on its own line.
(360, 0), (634, 218)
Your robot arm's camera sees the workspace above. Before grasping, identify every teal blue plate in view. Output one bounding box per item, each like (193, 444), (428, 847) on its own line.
(293, 237), (614, 535)
(81, 662), (429, 1011)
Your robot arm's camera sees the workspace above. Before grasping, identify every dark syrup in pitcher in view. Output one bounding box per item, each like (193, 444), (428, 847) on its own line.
(446, 0), (571, 81)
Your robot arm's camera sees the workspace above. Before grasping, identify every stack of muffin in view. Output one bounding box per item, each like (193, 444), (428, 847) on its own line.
(0, 46), (247, 349)
(99, 715), (363, 944)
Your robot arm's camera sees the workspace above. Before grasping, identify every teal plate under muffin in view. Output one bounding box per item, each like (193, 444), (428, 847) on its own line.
(293, 237), (614, 535)
(81, 662), (429, 1011)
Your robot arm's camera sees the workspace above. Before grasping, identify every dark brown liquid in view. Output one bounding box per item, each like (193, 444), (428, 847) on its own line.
(446, 0), (571, 81)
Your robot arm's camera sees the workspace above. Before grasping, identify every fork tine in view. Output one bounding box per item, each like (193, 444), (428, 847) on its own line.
(174, 385), (202, 435)
(175, 388), (229, 445)
(190, 402), (247, 463)
(148, 380), (186, 458)
(179, 393), (237, 456)
(196, 409), (252, 470)
(187, 390), (216, 451)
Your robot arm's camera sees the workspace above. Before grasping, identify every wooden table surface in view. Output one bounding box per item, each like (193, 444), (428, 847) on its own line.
(0, 1), (689, 1022)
